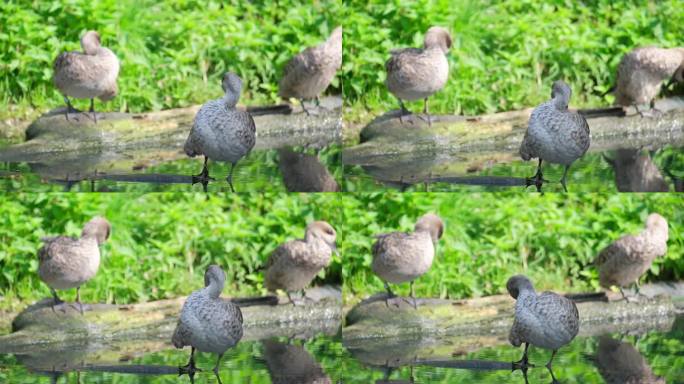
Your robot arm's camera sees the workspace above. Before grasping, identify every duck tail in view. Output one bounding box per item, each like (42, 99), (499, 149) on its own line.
(230, 295), (279, 307)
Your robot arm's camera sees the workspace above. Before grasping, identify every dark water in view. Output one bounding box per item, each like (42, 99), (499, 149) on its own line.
(2, 319), (682, 383)
(344, 146), (684, 193)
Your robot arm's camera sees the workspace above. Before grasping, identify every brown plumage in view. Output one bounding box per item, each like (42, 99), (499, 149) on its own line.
(595, 213), (668, 298)
(371, 213), (444, 308)
(613, 46), (684, 114)
(605, 149), (669, 192)
(37, 216), (111, 314)
(279, 26), (342, 115)
(264, 221), (337, 305)
(263, 339), (331, 384)
(593, 336), (665, 384)
(277, 148), (340, 192)
(53, 31), (119, 122)
(385, 26), (451, 125)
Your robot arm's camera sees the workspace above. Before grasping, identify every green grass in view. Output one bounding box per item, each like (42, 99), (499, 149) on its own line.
(339, 193), (684, 302)
(342, 0), (684, 123)
(2, 193), (681, 312)
(0, 193), (343, 312)
(0, 0), (343, 121)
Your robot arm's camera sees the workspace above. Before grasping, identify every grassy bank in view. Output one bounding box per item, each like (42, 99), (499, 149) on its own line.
(2, 193), (682, 311)
(339, 193), (684, 302)
(0, 0), (342, 121)
(0, 193), (343, 311)
(343, 0), (684, 123)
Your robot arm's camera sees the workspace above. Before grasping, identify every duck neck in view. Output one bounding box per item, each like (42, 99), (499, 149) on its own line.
(223, 91), (239, 108)
(552, 94), (569, 110)
(516, 288), (536, 302)
(205, 279), (223, 299)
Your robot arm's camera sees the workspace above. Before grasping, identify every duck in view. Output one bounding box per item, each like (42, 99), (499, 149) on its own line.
(263, 339), (331, 384)
(264, 221), (337, 305)
(53, 31), (120, 123)
(613, 46), (684, 116)
(37, 216), (111, 314)
(371, 213), (444, 309)
(184, 72), (256, 192)
(385, 26), (451, 125)
(519, 80), (590, 192)
(507, 275), (579, 379)
(595, 213), (668, 300)
(279, 26), (342, 115)
(172, 265), (243, 377)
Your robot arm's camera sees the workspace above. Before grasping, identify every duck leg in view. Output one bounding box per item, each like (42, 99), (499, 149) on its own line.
(384, 281), (398, 307)
(422, 97), (432, 126)
(408, 280), (418, 309)
(191, 156), (214, 192)
(398, 99), (411, 123)
(63, 96), (78, 121)
(50, 288), (64, 312)
(179, 347), (201, 375)
(559, 164), (571, 192)
(300, 98), (311, 116)
(286, 291), (299, 306)
(89, 98), (97, 124)
(512, 343), (535, 370)
(546, 350), (560, 384)
(525, 159), (547, 192)
(226, 162), (236, 193)
(213, 353), (223, 375)
(76, 286), (84, 315)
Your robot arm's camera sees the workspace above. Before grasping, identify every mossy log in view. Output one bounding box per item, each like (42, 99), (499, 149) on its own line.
(342, 97), (684, 183)
(0, 286), (341, 354)
(343, 286), (680, 367)
(0, 97), (342, 165)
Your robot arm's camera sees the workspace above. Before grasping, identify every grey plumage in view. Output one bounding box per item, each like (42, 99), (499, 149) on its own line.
(371, 213), (444, 308)
(385, 26), (451, 124)
(507, 275), (579, 371)
(520, 80), (590, 191)
(53, 31), (119, 121)
(279, 26), (342, 114)
(264, 221), (337, 304)
(593, 336), (665, 384)
(595, 213), (668, 297)
(184, 72), (256, 192)
(263, 340), (331, 384)
(172, 265), (243, 374)
(37, 216), (111, 314)
(614, 46), (684, 112)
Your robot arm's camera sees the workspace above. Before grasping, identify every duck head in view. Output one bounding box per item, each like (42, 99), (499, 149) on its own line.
(414, 213), (444, 244)
(423, 26), (452, 55)
(81, 216), (111, 245)
(305, 221), (337, 252)
(204, 265), (226, 298)
(81, 31), (102, 55)
(506, 275), (535, 299)
(551, 80), (572, 110)
(221, 72), (243, 108)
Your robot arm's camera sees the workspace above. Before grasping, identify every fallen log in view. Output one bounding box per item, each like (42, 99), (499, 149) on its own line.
(342, 97), (684, 185)
(0, 286), (341, 354)
(343, 283), (683, 366)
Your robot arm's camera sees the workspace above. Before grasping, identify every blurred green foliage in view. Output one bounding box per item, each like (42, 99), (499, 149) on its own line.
(343, 0), (684, 122)
(0, 0), (342, 120)
(340, 193), (683, 302)
(1, 193), (682, 311)
(0, 193), (343, 311)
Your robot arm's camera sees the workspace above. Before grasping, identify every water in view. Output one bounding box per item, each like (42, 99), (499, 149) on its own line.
(0, 146), (342, 193)
(2, 318), (682, 383)
(344, 146), (684, 193)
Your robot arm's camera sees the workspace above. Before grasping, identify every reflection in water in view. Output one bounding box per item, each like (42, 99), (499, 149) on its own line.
(604, 149), (669, 192)
(592, 336), (665, 384)
(263, 339), (332, 384)
(278, 148), (340, 192)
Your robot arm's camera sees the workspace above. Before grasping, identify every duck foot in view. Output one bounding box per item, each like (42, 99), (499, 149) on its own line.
(191, 157), (215, 192)
(178, 362), (202, 376)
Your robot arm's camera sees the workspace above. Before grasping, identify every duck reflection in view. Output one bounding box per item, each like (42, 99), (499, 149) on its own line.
(592, 336), (664, 384)
(278, 148), (340, 192)
(262, 339), (331, 384)
(604, 149), (669, 192)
